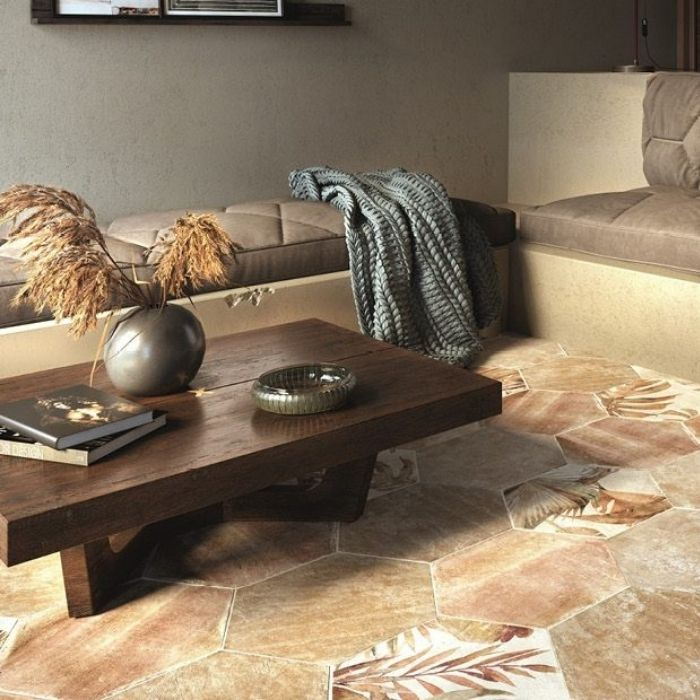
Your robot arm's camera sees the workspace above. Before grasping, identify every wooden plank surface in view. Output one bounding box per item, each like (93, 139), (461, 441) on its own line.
(0, 319), (500, 565)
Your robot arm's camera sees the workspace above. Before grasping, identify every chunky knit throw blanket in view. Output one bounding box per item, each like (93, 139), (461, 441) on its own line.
(289, 167), (501, 365)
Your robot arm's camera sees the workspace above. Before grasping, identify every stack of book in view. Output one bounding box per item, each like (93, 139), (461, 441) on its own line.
(0, 384), (166, 466)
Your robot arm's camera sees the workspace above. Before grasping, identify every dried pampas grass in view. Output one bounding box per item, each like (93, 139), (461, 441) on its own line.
(0, 185), (248, 337)
(153, 212), (238, 302)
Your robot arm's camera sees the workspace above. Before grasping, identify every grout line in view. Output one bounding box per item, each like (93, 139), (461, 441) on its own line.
(546, 585), (631, 631)
(138, 576), (235, 592)
(220, 588), (237, 651)
(103, 651), (218, 699)
(0, 690), (54, 700)
(338, 550), (432, 566)
(225, 648), (331, 669)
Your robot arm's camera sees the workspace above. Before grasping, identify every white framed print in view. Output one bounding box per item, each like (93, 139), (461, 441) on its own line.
(57, 0), (159, 15)
(164, 0), (283, 17)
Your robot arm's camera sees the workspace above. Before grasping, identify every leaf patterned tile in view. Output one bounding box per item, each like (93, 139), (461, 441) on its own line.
(551, 588), (700, 700)
(225, 554), (435, 664)
(557, 417), (700, 469)
(504, 464), (671, 538)
(0, 581), (232, 700)
(332, 619), (569, 699)
(0, 617), (17, 658)
(686, 415), (700, 442)
(370, 448), (420, 499)
(472, 366), (528, 396)
(145, 520), (335, 587)
(434, 530), (627, 628)
(418, 427), (566, 491)
(113, 651), (329, 700)
(652, 452), (700, 507)
(472, 334), (566, 369)
(340, 484), (510, 562)
(522, 357), (639, 393)
(598, 377), (700, 422)
(607, 508), (700, 592)
(489, 390), (606, 435)
(0, 554), (65, 618)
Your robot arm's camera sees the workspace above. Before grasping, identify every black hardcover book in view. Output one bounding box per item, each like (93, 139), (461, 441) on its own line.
(0, 384), (154, 450)
(0, 412), (167, 466)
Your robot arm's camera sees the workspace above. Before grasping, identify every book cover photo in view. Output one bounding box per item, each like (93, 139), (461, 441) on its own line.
(0, 384), (154, 450)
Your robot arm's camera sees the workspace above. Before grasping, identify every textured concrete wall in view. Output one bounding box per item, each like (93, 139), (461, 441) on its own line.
(0, 0), (675, 221)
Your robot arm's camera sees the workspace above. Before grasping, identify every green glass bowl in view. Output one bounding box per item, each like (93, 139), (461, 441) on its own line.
(252, 364), (356, 415)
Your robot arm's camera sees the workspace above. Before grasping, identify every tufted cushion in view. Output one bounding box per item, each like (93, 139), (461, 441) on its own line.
(642, 72), (700, 190)
(520, 185), (700, 274)
(0, 197), (515, 328)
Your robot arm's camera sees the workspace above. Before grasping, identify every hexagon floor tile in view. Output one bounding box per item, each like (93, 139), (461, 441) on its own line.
(113, 651), (329, 700)
(0, 581), (232, 700)
(145, 520), (335, 587)
(607, 508), (700, 592)
(488, 390), (606, 435)
(652, 452), (700, 507)
(558, 417), (699, 469)
(551, 588), (700, 700)
(522, 357), (639, 393)
(339, 483), (510, 562)
(434, 530), (627, 628)
(0, 555), (65, 618)
(472, 333), (565, 369)
(504, 463), (671, 538)
(225, 553), (435, 664)
(472, 366), (528, 396)
(418, 426), (566, 491)
(331, 619), (569, 699)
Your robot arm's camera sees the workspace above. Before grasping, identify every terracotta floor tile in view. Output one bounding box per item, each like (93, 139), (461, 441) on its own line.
(225, 553), (434, 664)
(607, 508), (700, 592)
(418, 426), (566, 490)
(370, 448), (419, 499)
(434, 530), (627, 628)
(522, 357), (639, 393)
(551, 588), (700, 700)
(472, 366), (528, 396)
(652, 452), (700, 507)
(598, 377), (700, 422)
(472, 334), (565, 369)
(332, 619), (569, 699)
(114, 651), (329, 700)
(340, 484), (510, 562)
(0, 581), (232, 700)
(686, 415), (700, 441)
(557, 417), (699, 469)
(504, 464), (671, 538)
(145, 520), (335, 587)
(0, 554), (65, 618)
(489, 390), (606, 435)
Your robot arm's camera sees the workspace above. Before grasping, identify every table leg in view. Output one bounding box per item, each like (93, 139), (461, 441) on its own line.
(225, 454), (378, 522)
(59, 455), (377, 617)
(59, 503), (225, 618)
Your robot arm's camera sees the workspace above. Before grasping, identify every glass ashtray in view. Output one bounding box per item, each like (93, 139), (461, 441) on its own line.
(251, 364), (357, 415)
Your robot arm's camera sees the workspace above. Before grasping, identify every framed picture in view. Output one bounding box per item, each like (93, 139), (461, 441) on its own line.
(164, 0), (283, 17)
(57, 0), (160, 15)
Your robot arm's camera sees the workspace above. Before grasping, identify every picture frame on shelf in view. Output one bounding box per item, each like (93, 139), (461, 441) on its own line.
(57, 0), (160, 15)
(163, 0), (283, 16)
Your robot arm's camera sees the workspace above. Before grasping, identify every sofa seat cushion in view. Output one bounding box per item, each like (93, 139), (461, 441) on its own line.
(519, 186), (700, 274)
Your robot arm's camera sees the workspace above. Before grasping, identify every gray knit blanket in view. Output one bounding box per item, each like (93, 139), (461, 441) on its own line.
(289, 167), (501, 365)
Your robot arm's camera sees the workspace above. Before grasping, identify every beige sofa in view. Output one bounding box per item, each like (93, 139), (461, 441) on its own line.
(511, 72), (700, 381)
(0, 197), (515, 378)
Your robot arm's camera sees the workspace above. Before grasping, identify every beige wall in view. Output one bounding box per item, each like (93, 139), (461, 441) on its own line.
(0, 1), (675, 222)
(509, 72), (650, 205)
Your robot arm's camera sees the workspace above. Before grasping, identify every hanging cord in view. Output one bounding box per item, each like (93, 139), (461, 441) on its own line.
(641, 0), (665, 69)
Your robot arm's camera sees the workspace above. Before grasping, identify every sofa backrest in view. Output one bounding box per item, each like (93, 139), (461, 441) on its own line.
(642, 72), (700, 190)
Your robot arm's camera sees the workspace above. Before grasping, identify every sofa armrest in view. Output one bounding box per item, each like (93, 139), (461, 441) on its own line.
(451, 198), (516, 247)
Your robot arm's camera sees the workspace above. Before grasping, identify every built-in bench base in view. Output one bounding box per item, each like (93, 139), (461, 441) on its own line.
(510, 242), (700, 382)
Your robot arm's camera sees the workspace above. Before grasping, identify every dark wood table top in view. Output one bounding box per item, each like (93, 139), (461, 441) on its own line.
(0, 319), (501, 566)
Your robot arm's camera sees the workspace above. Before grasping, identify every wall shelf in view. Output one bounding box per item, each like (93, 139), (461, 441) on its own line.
(31, 2), (350, 26)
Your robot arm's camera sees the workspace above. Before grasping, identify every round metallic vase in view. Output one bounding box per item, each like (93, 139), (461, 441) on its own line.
(104, 304), (206, 397)
(252, 364), (356, 415)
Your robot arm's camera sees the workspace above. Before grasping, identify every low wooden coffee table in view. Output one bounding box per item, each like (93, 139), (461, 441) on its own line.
(0, 319), (501, 617)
